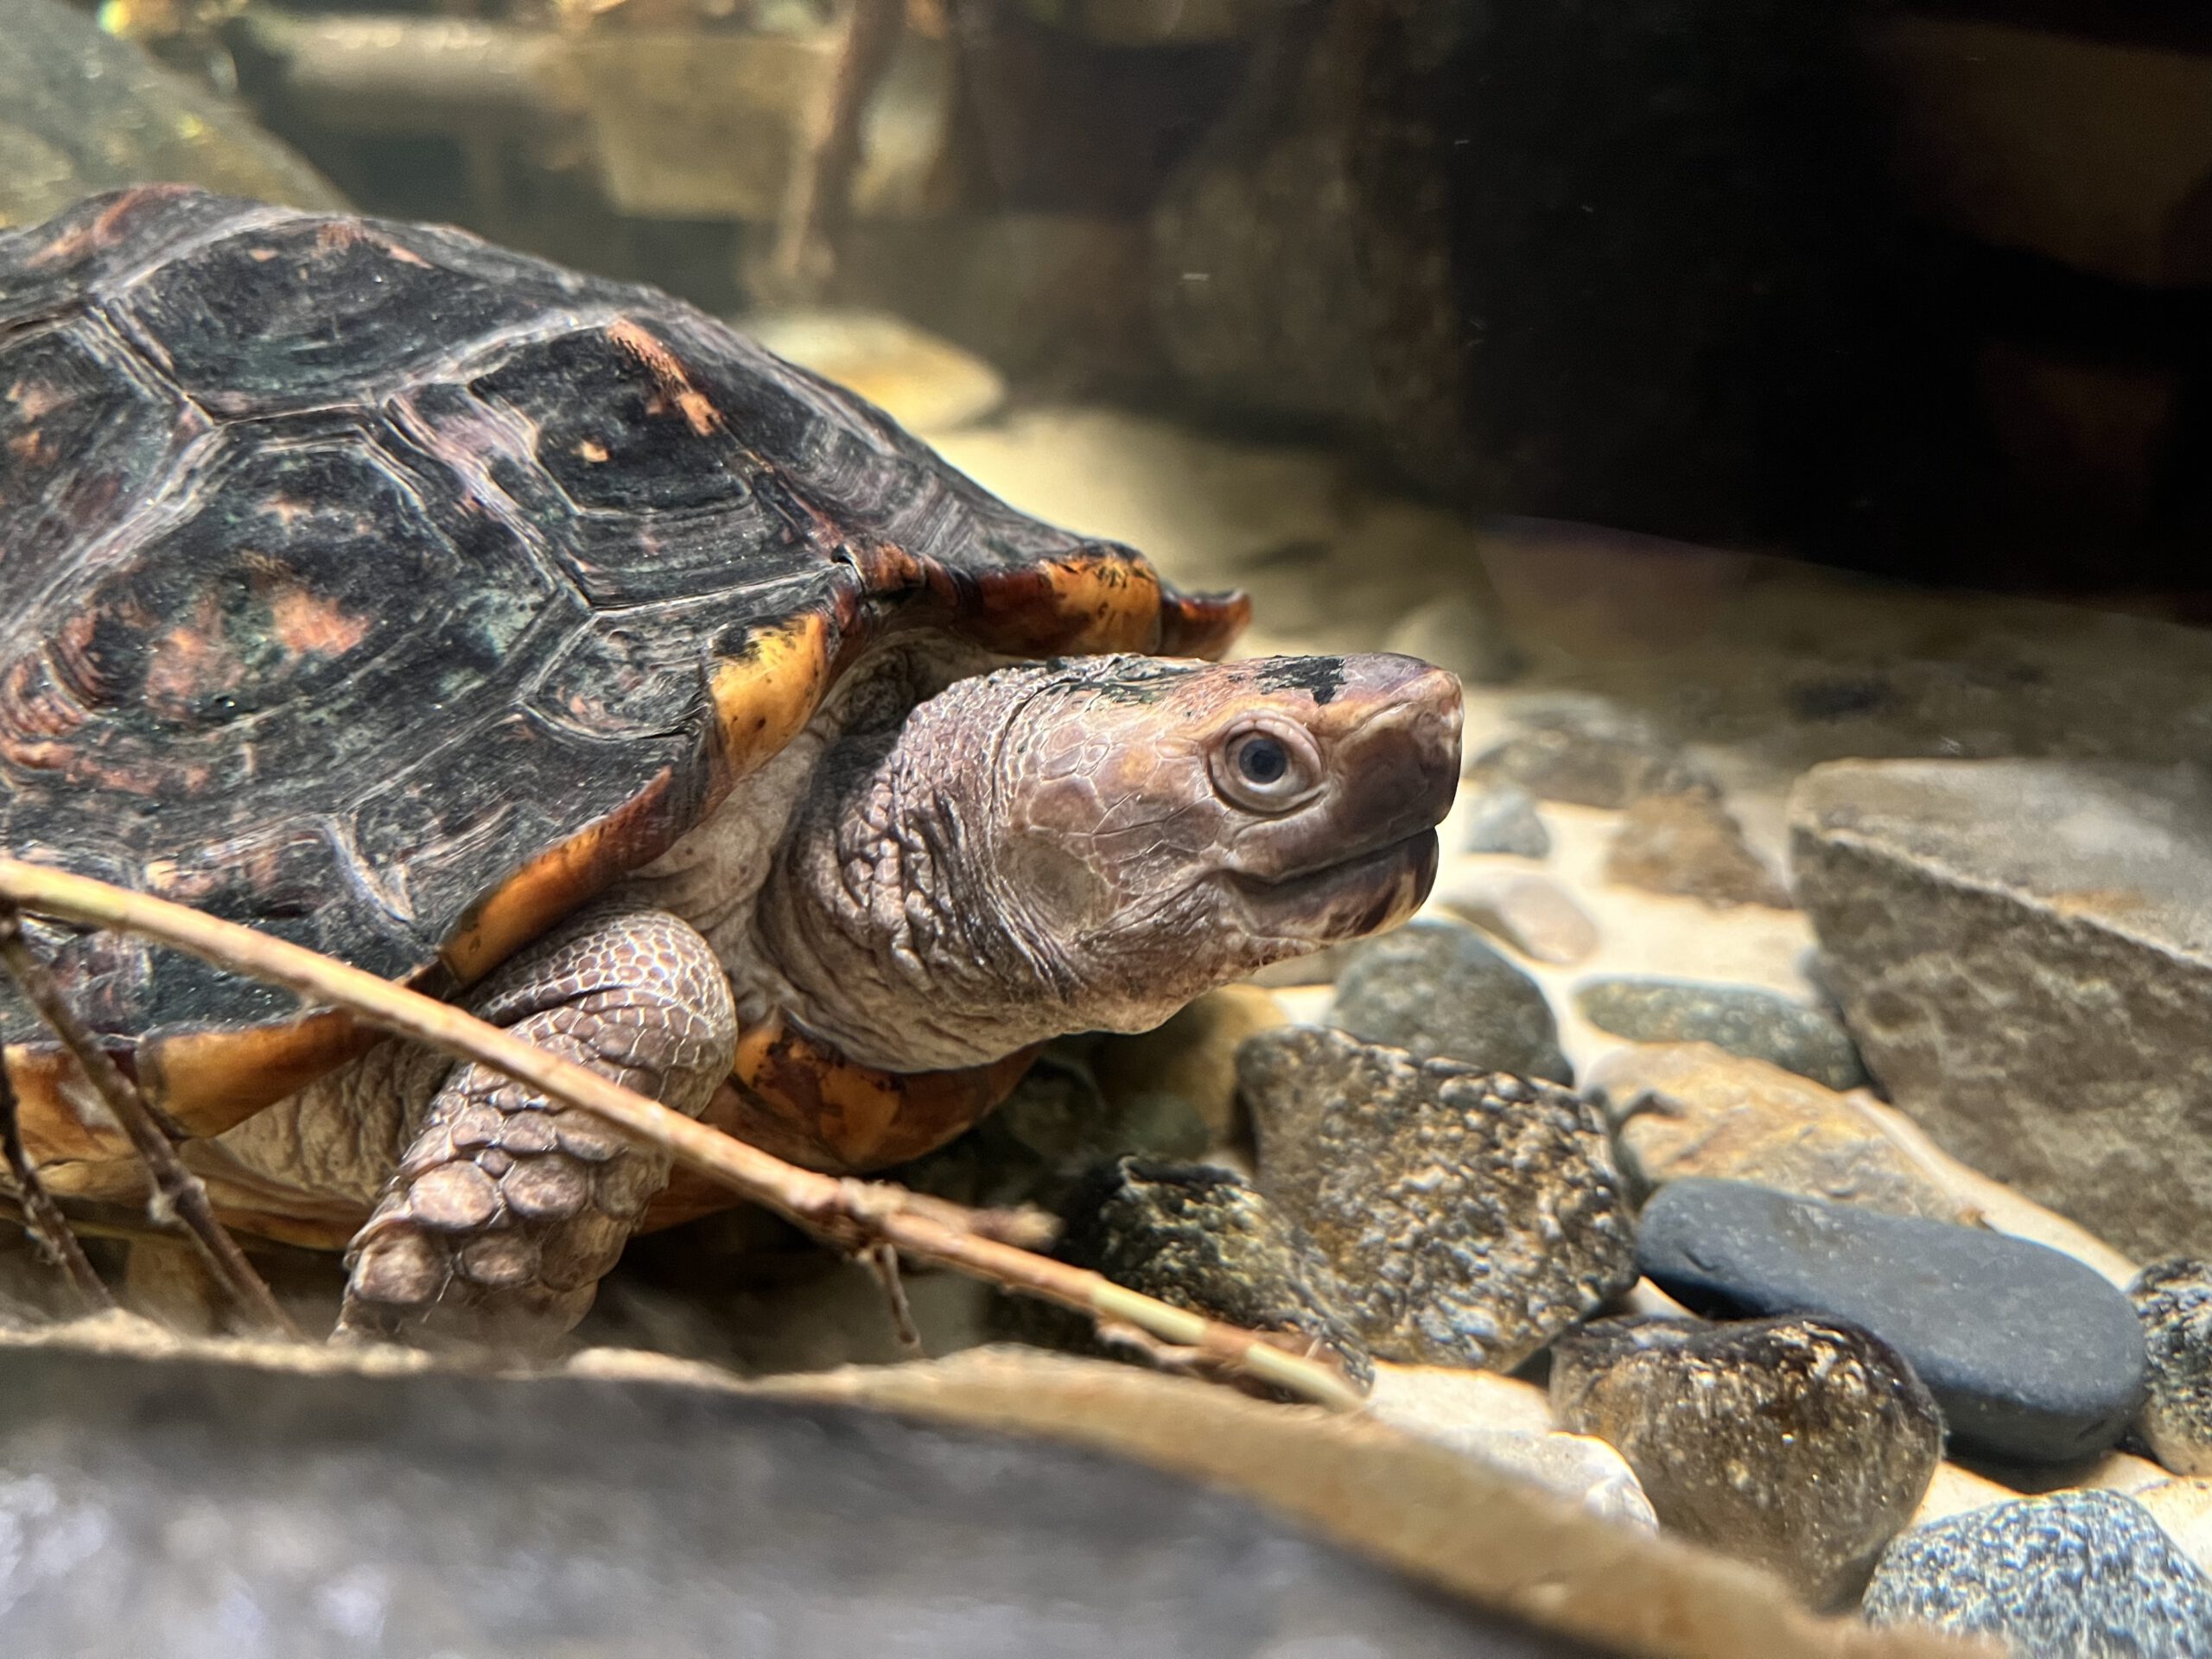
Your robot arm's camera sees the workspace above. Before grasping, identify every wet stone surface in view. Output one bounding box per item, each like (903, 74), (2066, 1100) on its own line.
(2132, 1256), (2212, 1478)
(1790, 757), (2212, 1260)
(1240, 1024), (1636, 1370)
(1637, 1179), (2148, 1463)
(1549, 1314), (1942, 1609)
(1328, 919), (1573, 1084)
(1574, 977), (1866, 1091)
(1014, 1156), (1372, 1389)
(1863, 1490), (2212, 1656)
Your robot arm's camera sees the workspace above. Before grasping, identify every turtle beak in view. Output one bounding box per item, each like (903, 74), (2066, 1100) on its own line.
(1318, 653), (1465, 847)
(1223, 652), (1462, 940)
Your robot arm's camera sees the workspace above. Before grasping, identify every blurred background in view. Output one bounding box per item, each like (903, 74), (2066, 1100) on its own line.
(17, 0), (2212, 606)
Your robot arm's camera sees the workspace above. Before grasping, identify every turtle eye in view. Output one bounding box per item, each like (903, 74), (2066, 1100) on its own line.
(1214, 724), (1322, 812)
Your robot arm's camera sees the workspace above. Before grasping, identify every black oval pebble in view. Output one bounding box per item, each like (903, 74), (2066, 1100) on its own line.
(1637, 1178), (2147, 1463)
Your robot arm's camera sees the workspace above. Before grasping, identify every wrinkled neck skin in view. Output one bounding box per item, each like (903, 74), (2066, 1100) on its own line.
(743, 651), (1460, 1074)
(747, 669), (1111, 1073)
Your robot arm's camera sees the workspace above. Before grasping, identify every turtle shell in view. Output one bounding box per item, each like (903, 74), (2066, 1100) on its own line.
(0, 186), (1244, 1178)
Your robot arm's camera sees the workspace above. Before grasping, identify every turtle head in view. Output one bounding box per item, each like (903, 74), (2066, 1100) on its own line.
(985, 652), (1461, 1001)
(753, 652), (1460, 1073)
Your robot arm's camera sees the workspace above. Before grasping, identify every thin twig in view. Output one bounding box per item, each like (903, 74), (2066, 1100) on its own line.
(0, 903), (297, 1338)
(0, 1188), (196, 1247)
(0, 1062), (112, 1312)
(0, 857), (1363, 1410)
(864, 1241), (925, 1357)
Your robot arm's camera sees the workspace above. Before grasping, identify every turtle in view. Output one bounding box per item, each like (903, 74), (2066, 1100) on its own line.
(0, 186), (1462, 1348)
(0, 0), (344, 231)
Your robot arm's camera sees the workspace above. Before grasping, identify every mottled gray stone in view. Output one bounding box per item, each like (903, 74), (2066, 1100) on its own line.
(1789, 758), (2212, 1259)
(1329, 919), (1573, 1084)
(1470, 702), (1710, 809)
(1459, 779), (1553, 858)
(0, 1338), (1601, 1657)
(1637, 1179), (2148, 1463)
(2133, 1256), (2212, 1477)
(1574, 977), (1866, 1090)
(1863, 1491), (2212, 1656)
(1240, 1025), (1637, 1370)
(1023, 1157), (1371, 1389)
(1551, 1315), (1942, 1609)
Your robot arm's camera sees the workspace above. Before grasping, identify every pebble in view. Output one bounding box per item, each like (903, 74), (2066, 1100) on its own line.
(2132, 1256), (2212, 1476)
(1456, 779), (1552, 858)
(1090, 985), (1290, 1149)
(1433, 868), (1599, 965)
(1863, 1491), (2212, 1656)
(1240, 1025), (1637, 1370)
(1586, 1044), (1968, 1224)
(1363, 1364), (1655, 1530)
(1468, 699), (1710, 809)
(1790, 757), (2212, 1261)
(1022, 1157), (1372, 1389)
(1327, 919), (1573, 1084)
(1603, 789), (1793, 909)
(1550, 1314), (1942, 1608)
(1382, 591), (1527, 689)
(1574, 977), (1866, 1090)
(1637, 1179), (2149, 1463)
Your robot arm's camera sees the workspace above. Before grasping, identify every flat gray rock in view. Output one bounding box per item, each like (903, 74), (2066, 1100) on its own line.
(1637, 1179), (2147, 1463)
(1574, 977), (1865, 1090)
(1329, 919), (1573, 1084)
(0, 1340), (1605, 1658)
(1550, 1314), (1941, 1610)
(1789, 757), (2212, 1259)
(1241, 1025), (1636, 1370)
(1863, 1491), (2212, 1656)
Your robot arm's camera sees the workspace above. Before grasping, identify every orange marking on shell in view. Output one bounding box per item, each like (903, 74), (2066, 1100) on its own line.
(380, 239), (433, 270)
(4, 1044), (119, 1167)
(142, 594), (242, 721)
(575, 439), (609, 463)
(706, 612), (836, 789)
(5, 429), (51, 467)
(641, 1020), (1038, 1226)
(315, 219), (368, 252)
(440, 766), (683, 986)
(6, 379), (63, 422)
(22, 185), (191, 269)
(136, 1010), (377, 1141)
(268, 588), (371, 661)
(607, 319), (722, 437)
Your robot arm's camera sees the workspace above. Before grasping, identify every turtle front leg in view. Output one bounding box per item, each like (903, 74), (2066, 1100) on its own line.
(337, 903), (736, 1351)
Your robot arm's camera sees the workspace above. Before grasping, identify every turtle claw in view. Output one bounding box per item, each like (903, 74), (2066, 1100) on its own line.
(336, 903), (735, 1353)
